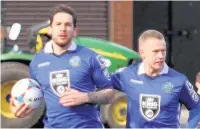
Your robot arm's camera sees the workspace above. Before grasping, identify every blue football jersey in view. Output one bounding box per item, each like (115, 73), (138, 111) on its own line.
(111, 62), (200, 128)
(29, 41), (112, 128)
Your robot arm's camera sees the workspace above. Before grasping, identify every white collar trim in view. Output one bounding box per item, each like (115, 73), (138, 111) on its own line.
(44, 40), (77, 53)
(138, 62), (169, 75)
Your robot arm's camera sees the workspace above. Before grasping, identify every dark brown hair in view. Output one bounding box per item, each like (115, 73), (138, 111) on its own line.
(50, 4), (77, 27)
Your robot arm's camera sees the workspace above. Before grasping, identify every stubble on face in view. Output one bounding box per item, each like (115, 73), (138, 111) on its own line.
(140, 38), (166, 75)
(50, 12), (76, 48)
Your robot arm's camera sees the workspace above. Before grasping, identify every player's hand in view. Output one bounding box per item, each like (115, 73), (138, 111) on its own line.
(10, 98), (33, 118)
(197, 122), (200, 128)
(59, 88), (88, 107)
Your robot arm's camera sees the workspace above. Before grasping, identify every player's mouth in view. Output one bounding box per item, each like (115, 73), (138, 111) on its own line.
(155, 61), (164, 65)
(58, 34), (67, 39)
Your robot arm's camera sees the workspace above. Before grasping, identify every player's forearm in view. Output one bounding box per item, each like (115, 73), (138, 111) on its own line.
(87, 88), (114, 104)
(185, 103), (200, 128)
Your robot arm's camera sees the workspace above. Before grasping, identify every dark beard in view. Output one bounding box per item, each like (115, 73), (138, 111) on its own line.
(57, 43), (69, 48)
(56, 38), (72, 48)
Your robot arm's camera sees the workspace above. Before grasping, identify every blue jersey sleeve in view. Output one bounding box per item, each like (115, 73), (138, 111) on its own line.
(29, 61), (37, 80)
(29, 55), (39, 81)
(179, 79), (200, 110)
(110, 67), (126, 92)
(90, 54), (113, 89)
(185, 102), (200, 128)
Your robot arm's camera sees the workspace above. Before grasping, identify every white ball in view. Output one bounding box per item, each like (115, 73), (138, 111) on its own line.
(11, 78), (43, 109)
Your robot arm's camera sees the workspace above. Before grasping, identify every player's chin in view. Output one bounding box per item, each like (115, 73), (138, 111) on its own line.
(154, 63), (164, 70)
(57, 40), (70, 47)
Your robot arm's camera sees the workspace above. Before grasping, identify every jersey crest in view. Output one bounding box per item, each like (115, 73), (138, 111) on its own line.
(69, 56), (81, 67)
(140, 94), (161, 121)
(162, 82), (174, 94)
(50, 70), (70, 96)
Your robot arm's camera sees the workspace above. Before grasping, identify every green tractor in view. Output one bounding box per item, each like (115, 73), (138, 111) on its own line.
(1, 21), (140, 128)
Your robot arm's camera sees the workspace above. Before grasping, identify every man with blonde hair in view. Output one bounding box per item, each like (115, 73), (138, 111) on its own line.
(111, 30), (200, 128)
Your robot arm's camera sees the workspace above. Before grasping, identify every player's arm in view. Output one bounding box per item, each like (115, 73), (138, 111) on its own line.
(60, 88), (115, 105)
(110, 67), (126, 92)
(60, 54), (114, 106)
(60, 88), (114, 106)
(10, 61), (35, 118)
(179, 79), (200, 128)
(185, 103), (200, 128)
(87, 54), (115, 105)
(87, 88), (114, 104)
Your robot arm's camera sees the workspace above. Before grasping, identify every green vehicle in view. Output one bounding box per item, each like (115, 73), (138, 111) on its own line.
(1, 21), (140, 128)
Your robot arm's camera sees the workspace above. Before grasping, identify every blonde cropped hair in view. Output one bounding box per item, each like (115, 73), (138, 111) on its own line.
(138, 30), (165, 48)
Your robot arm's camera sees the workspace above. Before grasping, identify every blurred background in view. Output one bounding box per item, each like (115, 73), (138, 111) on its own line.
(1, 1), (200, 128)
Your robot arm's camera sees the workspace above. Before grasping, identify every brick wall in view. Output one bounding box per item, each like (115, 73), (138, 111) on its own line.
(109, 1), (133, 49)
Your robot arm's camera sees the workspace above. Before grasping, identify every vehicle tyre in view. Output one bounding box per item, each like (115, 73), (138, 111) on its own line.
(101, 90), (127, 128)
(1, 62), (45, 128)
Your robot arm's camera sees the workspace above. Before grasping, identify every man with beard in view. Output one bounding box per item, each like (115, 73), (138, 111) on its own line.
(10, 4), (114, 128)
(111, 30), (200, 128)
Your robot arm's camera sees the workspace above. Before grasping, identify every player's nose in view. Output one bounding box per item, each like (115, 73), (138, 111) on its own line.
(157, 51), (165, 59)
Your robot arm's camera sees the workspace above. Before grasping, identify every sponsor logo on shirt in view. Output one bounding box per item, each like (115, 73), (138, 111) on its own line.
(69, 56), (81, 67)
(130, 79), (144, 85)
(162, 82), (174, 93)
(96, 55), (111, 69)
(103, 58), (111, 68)
(140, 94), (161, 121)
(50, 70), (70, 96)
(103, 69), (111, 80)
(37, 62), (50, 68)
(185, 80), (199, 102)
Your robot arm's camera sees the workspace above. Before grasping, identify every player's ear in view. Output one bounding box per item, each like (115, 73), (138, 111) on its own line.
(73, 28), (78, 37)
(138, 40), (145, 59)
(48, 26), (52, 36)
(139, 48), (144, 59)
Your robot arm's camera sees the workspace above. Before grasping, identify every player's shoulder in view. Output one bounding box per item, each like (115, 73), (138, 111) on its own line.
(168, 68), (187, 82)
(168, 68), (186, 79)
(115, 62), (139, 75)
(32, 49), (46, 60)
(76, 45), (103, 62)
(127, 60), (142, 74)
(76, 45), (97, 56)
(115, 67), (128, 74)
(29, 48), (47, 68)
(76, 45), (105, 65)
(32, 39), (52, 62)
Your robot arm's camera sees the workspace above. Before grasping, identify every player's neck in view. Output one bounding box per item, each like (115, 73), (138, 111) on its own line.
(144, 64), (163, 77)
(52, 42), (71, 55)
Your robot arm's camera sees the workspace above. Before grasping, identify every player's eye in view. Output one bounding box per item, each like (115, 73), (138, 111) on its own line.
(65, 23), (72, 27)
(55, 22), (61, 26)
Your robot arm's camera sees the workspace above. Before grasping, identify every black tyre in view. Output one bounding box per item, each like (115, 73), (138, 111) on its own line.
(1, 62), (45, 128)
(101, 90), (127, 128)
